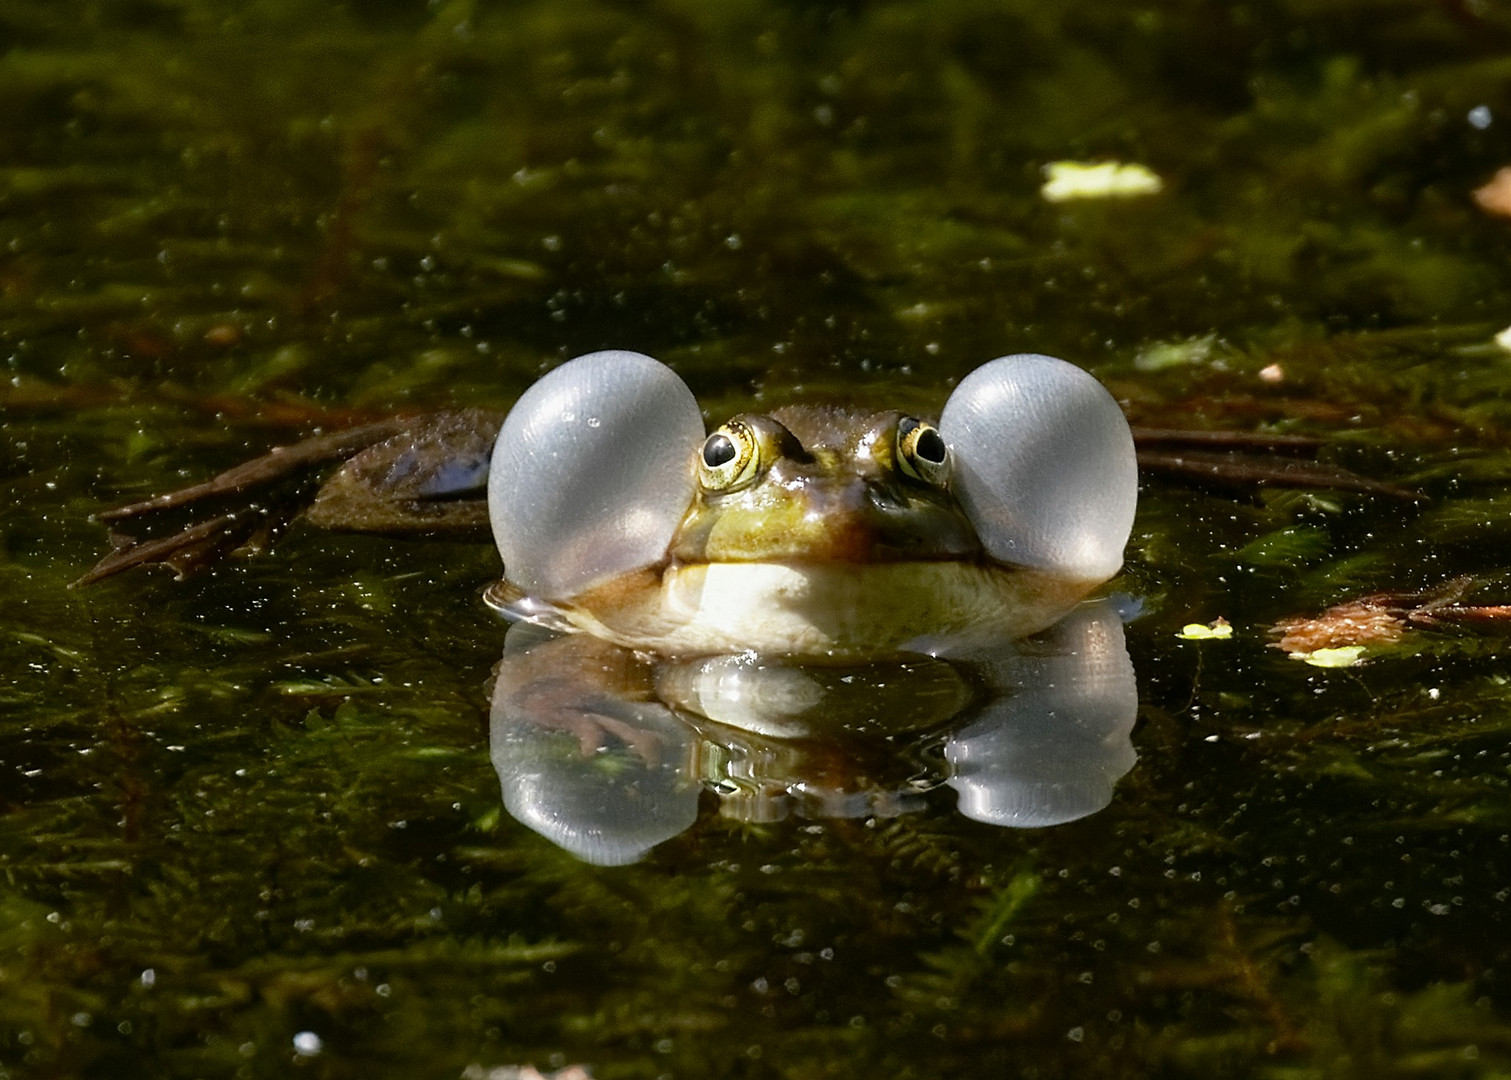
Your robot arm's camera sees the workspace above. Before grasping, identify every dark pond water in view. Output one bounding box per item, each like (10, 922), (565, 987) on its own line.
(7, 1), (1511, 1077)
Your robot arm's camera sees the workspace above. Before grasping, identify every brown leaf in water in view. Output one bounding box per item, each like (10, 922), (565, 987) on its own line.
(1270, 601), (1407, 655)
(1269, 577), (1511, 655)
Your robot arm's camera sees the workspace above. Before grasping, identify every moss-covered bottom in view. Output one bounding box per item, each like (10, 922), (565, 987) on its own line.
(7, 0), (1511, 1075)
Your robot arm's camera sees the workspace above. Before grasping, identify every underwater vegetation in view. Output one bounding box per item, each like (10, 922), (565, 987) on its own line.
(8, 0), (1511, 1077)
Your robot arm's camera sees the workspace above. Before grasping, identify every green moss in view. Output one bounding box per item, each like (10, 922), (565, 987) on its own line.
(8, 0), (1511, 1076)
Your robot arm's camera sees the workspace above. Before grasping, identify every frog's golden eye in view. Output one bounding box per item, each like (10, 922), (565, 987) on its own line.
(698, 420), (763, 492)
(896, 416), (950, 485)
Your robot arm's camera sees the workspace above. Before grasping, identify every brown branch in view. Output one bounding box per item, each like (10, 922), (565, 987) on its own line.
(96, 418), (413, 522)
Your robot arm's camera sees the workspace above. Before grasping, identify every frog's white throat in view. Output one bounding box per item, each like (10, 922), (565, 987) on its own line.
(487, 560), (1109, 660)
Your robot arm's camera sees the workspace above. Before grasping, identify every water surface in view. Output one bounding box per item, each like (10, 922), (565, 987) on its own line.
(5, 1), (1511, 1076)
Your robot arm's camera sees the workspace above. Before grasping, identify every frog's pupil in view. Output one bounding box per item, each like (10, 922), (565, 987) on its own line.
(915, 427), (947, 463)
(703, 433), (737, 468)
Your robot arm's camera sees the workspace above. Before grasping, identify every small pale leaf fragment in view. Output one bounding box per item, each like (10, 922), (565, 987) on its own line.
(1178, 617), (1232, 641)
(1042, 161), (1163, 202)
(1289, 645), (1366, 668)
(1474, 166), (1511, 217)
(1134, 333), (1217, 372)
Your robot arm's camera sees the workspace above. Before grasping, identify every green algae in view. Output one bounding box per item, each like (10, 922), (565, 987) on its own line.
(8, 0), (1511, 1077)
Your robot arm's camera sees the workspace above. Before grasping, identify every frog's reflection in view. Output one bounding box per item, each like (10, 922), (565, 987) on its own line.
(489, 601), (1137, 865)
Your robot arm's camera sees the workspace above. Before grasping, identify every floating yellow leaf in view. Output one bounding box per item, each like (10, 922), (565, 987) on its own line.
(1288, 645), (1366, 668)
(1041, 161), (1164, 202)
(1178, 617), (1232, 641)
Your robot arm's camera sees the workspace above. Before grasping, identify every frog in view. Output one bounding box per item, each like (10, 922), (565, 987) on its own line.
(467, 349), (1142, 860)
(480, 349), (1137, 659)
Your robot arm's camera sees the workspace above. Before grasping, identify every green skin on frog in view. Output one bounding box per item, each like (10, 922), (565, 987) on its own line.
(484, 351), (1139, 660)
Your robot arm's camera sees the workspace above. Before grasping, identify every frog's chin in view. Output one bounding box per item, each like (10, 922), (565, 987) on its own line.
(485, 560), (1110, 661)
